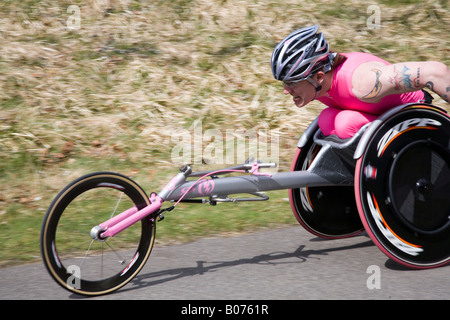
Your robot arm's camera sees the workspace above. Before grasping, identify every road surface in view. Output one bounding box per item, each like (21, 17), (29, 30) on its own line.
(1, 226), (448, 300)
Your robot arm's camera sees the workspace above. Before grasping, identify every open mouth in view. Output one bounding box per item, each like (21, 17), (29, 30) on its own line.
(293, 96), (303, 105)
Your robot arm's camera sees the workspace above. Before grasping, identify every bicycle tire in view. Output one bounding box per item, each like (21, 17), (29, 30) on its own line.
(40, 172), (156, 296)
(289, 140), (363, 239)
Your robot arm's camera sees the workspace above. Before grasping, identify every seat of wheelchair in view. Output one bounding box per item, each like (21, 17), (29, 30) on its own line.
(312, 122), (370, 151)
(305, 123), (371, 184)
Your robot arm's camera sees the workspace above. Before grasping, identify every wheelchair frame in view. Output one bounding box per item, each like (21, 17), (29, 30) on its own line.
(40, 102), (450, 296)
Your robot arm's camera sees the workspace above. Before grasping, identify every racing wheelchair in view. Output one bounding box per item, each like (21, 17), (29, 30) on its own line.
(290, 102), (450, 269)
(40, 103), (450, 295)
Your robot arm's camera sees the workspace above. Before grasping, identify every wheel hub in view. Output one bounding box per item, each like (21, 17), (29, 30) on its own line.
(415, 178), (430, 194)
(90, 225), (107, 241)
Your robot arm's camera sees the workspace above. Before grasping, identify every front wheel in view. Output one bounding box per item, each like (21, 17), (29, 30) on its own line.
(40, 172), (156, 296)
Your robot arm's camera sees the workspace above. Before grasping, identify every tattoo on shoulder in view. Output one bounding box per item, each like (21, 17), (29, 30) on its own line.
(363, 68), (383, 99)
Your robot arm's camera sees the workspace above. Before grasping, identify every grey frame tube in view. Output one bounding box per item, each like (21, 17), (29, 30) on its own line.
(162, 170), (347, 202)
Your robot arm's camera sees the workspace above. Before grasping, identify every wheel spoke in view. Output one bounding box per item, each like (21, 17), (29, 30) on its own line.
(104, 240), (126, 265)
(79, 239), (95, 269)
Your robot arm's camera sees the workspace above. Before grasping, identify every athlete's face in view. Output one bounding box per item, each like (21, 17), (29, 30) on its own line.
(282, 79), (316, 108)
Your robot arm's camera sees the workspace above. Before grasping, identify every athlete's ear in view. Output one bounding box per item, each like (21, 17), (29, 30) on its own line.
(313, 71), (326, 84)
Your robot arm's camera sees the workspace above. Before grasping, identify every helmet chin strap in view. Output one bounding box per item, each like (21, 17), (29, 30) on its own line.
(306, 77), (322, 100)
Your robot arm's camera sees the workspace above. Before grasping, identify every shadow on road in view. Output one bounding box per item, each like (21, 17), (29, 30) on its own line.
(118, 237), (374, 294)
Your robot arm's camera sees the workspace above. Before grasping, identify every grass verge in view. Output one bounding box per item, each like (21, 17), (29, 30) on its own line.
(0, 0), (449, 267)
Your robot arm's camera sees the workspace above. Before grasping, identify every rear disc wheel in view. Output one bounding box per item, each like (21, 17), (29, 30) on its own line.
(355, 106), (450, 268)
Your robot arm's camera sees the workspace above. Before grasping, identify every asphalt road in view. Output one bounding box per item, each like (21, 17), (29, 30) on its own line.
(1, 226), (449, 300)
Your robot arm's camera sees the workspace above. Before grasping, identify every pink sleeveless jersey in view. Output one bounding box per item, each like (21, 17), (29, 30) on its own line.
(317, 52), (425, 115)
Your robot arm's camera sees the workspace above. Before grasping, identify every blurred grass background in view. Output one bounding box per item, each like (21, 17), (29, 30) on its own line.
(0, 0), (448, 266)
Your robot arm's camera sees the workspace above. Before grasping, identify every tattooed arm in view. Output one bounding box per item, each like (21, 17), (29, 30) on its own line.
(354, 61), (450, 104)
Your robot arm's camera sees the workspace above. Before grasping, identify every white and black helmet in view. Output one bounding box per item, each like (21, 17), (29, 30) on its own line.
(271, 25), (332, 83)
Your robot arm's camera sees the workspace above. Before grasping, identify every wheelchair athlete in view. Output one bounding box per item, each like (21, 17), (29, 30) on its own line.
(271, 25), (450, 139)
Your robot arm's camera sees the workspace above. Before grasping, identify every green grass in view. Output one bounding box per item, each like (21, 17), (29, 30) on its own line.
(0, 0), (449, 267)
(155, 190), (295, 245)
